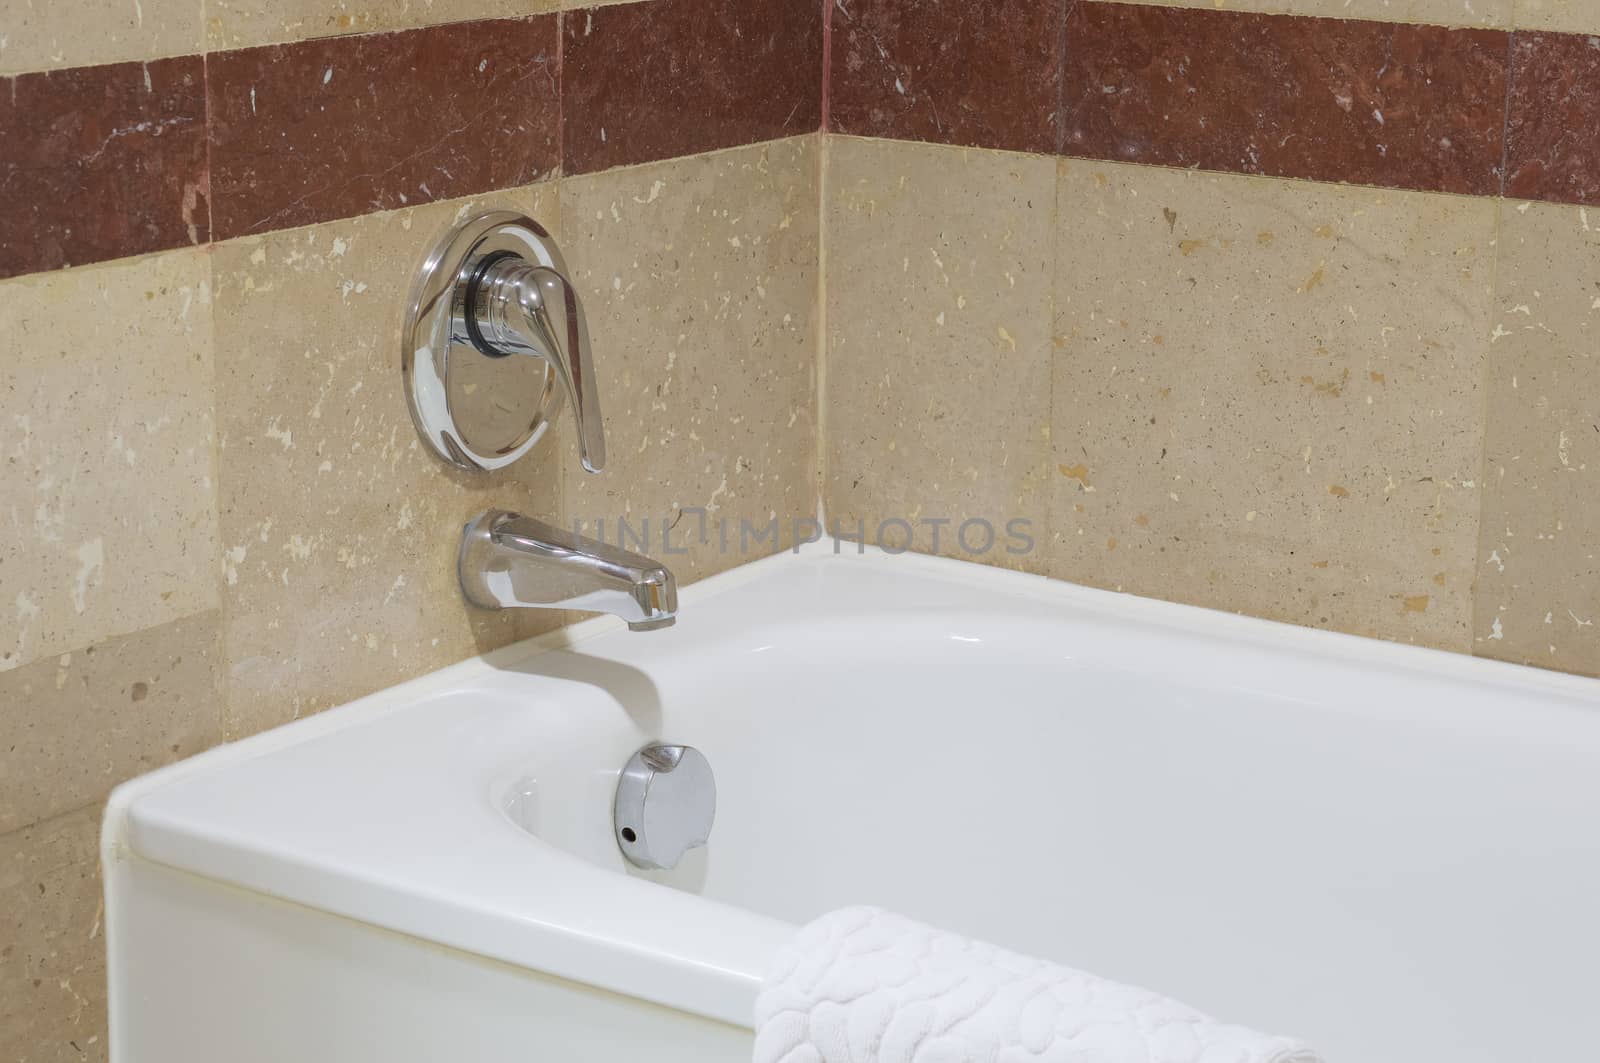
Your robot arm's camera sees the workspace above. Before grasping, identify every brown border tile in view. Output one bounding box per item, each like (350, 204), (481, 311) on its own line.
(563, 0), (823, 175)
(208, 16), (559, 240)
(1063, 3), (1509, 196)
(0, 56), (208, 280)
(19, 0), (1600, 278)
(828, 0), (1065, 155)
(1505, 31), (1600, 205)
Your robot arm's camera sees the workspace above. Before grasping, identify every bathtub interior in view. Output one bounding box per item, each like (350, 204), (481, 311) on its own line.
(489, 561), (1600, 1060)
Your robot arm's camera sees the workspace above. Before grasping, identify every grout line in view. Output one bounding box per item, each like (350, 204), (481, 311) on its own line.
(199, 137), (230, 740)
(815, 132), (830, 506)
(1467, 195), (1508, 658)
(0, 795), (108, 843)
(1089, 0), (1506, 32)
(820, 0), (832, 132)
(197, 1), (230, 742)
(205, 12), (545, 58)
(198, 45), (230, 736)
(201, 51), (216, 246)
(556, 9), (566, 178)
(839, 130), (1503, 206)
(1045, 122), (1062, 577)
(1056, 0), (1074, 157)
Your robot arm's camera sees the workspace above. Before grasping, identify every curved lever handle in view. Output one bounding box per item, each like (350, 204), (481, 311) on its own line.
(469, 255), (607, 473)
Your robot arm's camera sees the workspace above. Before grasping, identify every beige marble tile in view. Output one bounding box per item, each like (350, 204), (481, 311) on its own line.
(0, 804), (107, 1063)
(1474, 200), (1600, 676)
(0, 0), (202, 76)
(204, 0), (558, 50)
(0, 250), (219, 675)
(1050, 160), (1493, 650)
(213, 185), (563, 739)
(560, 137), (820, 584)
(1512, 0), (1600, 32)
(0, 612), (220, 834)
(822, 136), (1054, 569)
(1085, 0), (1511, 27)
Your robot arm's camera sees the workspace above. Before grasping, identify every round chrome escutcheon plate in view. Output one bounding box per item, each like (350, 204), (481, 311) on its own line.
(402, 211), (571, 471)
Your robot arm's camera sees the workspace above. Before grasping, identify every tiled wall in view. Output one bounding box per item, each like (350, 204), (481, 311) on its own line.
(1, 0), (819, 1056)
(821, 0), (1600, 677)
(8, 0), (1600, 1055)
(829, 140), (1493, 648)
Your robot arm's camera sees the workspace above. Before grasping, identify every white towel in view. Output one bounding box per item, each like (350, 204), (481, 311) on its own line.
(754, 907), (1322, 1063)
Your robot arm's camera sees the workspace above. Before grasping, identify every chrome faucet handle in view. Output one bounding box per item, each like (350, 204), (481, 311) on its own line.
(469, 257), (606, 473)
(402, 211), (604, 474)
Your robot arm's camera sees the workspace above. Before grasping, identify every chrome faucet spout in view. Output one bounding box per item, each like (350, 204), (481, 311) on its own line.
(459, 509), (677, 631)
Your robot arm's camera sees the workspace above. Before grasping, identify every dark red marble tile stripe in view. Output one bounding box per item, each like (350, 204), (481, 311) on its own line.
(1505, 32), (1600, 205)
(207, 16), (558, 240)
(18, 0), (1600, 282)
(1063, 3), (1509, 196)
(563, 0), (823, 175)
(828, 0), (1065, 155)
(0, 57), (209, 280)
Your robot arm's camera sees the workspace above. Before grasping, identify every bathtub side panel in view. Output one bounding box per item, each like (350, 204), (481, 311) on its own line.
(105, 854), (749, 1063)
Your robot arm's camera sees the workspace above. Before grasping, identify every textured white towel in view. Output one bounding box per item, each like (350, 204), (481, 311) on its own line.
(754, 907), (1322, 1063)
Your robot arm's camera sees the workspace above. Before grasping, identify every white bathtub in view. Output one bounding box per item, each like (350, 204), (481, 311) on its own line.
(104, 546), (1600, 1061)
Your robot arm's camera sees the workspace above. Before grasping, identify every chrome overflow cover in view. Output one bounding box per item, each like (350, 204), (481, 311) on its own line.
(614, 743), (715, 871)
